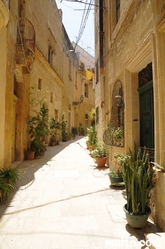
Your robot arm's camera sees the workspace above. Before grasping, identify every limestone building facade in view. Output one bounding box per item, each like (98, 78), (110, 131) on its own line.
(94, 0), (165, 230)
(72, 42), (95, 133)
(0, 0), (94, 168)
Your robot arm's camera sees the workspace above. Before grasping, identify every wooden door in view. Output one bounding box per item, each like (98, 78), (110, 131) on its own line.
(139, 81), (154, 149)
(11, 97), (18, 162)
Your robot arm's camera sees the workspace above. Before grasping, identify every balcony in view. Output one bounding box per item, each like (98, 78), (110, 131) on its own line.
(0, 0), (9, 29)
(15, 18), (35, 70)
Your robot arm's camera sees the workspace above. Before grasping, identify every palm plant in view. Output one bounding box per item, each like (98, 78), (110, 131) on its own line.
(0, 167), (20, 185)
(0, 167), (20, 202)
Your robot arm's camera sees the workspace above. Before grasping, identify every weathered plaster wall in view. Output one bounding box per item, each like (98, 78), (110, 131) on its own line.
(1, 0), (94, 168)
(26, 0), (64, 80)
(95, 0), (165, 229)
(0, 27), (7, 167)
(154, 171), (165, 231)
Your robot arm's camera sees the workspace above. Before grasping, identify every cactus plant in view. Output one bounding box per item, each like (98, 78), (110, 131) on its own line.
(115, 144), (156, 215)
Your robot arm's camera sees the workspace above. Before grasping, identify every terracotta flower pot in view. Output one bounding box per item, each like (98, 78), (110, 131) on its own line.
(95, 157), (107, 167)
(26, 151), (35, 160)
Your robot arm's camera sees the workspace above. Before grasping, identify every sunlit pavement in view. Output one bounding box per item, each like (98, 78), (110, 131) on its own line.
(0, 137), (163, 249)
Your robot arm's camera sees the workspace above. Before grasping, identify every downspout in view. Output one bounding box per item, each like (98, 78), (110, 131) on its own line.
(99, 0), (105, 130)
(99, 0), (104, 74)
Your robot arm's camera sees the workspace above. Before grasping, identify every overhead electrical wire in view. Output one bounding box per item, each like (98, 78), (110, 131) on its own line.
(61, 0), (98, 7)
(74, 0), (94, 50)
(59, 0), (94, 50)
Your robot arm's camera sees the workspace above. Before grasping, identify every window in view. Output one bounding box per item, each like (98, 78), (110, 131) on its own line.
(75, 71), (78, 89)
(50, 92), (53, 103)
(116, 0), (120, 23)
(48, 46), (53, 66)
(38, 78), (42, 90)
(85, 83), (89, 98)
(14, 76), (19, 97)
(79, 62), (85, 71)
(68, 59), (72, 80)
(95, 60), (99, 84)
(55, 109), (58, 120)
(104, 80), (124, 147)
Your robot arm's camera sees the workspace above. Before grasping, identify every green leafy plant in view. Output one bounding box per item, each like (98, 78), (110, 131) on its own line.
(30, 137), (46, 156)
(49, 118), (61, 144)
(90, 141), (108, 158)
(86, 125), (97, 148)
(71, 127), (78, 137)
(27, 103), (49, 155)
(113, 127), (123, 140)
(61, 115), (67, 142)
(89, 108), (95, 126)
(0, 167), (20, 185)
(115, 144), (156, 215)
(107, 169), (122, 179)
(0, 167), (20, 202)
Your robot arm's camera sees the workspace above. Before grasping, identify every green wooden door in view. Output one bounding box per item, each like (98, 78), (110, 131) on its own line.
(139, 81), (154, 149)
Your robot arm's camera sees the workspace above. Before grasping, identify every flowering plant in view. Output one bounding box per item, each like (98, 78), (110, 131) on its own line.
(91, 141), (108, 158)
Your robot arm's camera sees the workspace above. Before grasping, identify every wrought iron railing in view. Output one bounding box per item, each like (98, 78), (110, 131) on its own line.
(140, 147), (155, 162)
(17, 17), (35, 53)
(103, 112), (124, 147)
(16, 17), (35, 69)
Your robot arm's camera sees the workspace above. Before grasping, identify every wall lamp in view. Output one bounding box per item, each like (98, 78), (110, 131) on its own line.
(72, 95), (84, 106)
(115, 94), (124, 107)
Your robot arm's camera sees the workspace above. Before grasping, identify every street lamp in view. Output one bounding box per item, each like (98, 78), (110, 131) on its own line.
(115, 94), (124, 107)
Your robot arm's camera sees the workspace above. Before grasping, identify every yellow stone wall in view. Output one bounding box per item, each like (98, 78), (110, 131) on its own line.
(95, 0), (165, 230)
(0, 0), (9, 29)
(0, 0), (94, 167)
(0, 27), (7, 167)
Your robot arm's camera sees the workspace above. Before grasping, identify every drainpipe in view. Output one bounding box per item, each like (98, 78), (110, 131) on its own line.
(99, 0), (104, 74)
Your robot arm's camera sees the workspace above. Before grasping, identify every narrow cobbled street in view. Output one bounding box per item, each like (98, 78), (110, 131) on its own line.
(0, 137), (162, 249)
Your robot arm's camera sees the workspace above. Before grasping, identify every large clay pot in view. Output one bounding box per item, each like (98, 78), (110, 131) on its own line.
(123, 204), (151, 228)
(26, 151), (35, 160)
(95, 157), (107, 167)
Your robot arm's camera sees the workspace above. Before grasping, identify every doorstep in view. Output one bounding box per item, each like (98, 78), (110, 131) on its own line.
(11, 160), (22, 168)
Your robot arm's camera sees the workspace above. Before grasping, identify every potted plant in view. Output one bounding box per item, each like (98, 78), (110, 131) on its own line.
(113, 127), (124, 146)
(0, 167), (20, 203)
(0, 167), (20, 185)
(115, 144), (156, 228)
(0, 176), (13, 203)
(91, 141), (108, 167)
(71, 127), (77, 138)
(107, 154), (124, 186)
(49, 118), (61, 145)
(107, 170), (123, 186)
(26, 104), (49, 159)
(86, 125), (97, 151)
(26, 116), (37, 159)
(61, 115), (67, 142)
